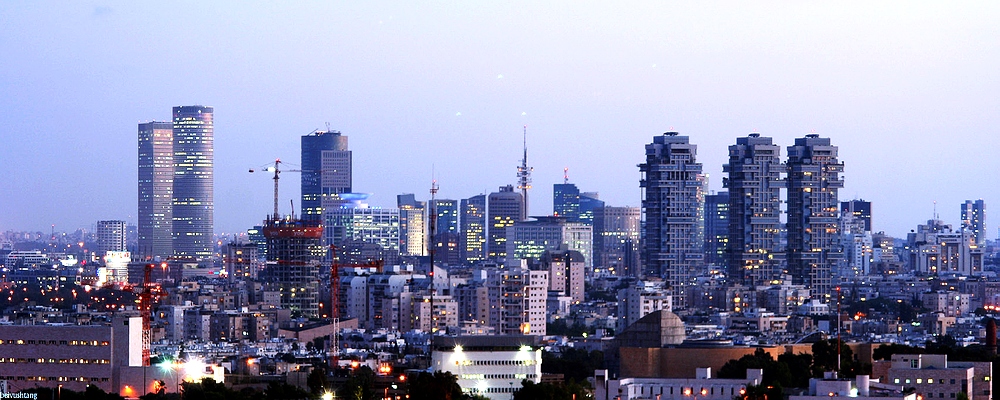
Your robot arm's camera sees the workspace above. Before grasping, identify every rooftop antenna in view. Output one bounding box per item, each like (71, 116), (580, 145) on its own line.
(325, 122), (331, 131)
(517, 125), (532, 219)
(429, 171), (439, 335)
(563, 167), (569, 184)
(934, 200), (938, 220)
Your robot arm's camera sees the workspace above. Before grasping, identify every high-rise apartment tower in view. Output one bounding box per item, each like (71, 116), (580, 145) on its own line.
(137, 121), (173, 260)
(724, 134), (785, 286)
(639, 132), (705, 287)
(786, 134), (844, 300)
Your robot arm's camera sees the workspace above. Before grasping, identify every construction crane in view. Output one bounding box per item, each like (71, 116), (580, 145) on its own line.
(249, 159), (303, 219)
(137, 262), (163, 366)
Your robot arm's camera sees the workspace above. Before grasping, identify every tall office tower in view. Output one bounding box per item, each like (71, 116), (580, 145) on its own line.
(841, 200), (872, 232)
(260, 218), (324, 318)
(786, 134), (844, 300)
(578, 192), (605, 225)
(506, 216), (593, 270)
(639, 132), (706, 288)
(429, 199), (459, 234)
(398, 194), (426, 257)
(724, 134), (786, 286)
(301, 130), (351, 221)
(460, 194), (487, 264)
(430, 199), (460, 265)
(703, 192), (730, 268)
(487, 185), (525, 261)
(593, 206), (641, 277)
(96, 220), (127, 256)
(171, 105), (214, 260)
(961, 199), (986, 246)
(137, 121), (173, 260)
(553, 182), (581, 220)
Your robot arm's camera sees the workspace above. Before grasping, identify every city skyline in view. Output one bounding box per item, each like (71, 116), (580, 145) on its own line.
(2, 3), (999, 238)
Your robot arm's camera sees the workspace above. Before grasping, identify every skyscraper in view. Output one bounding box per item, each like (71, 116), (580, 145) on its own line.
(639, 132), (705, 288)
(429, 199), (459, 234)
(487, 185), (524, 261)
(961, 199), (986, 246)
(724, 134), (785, 286)
(506, 216), (593, 270)
(398, 194), (426, 257)
(171, 105), (214, 260)
(578, 192), (605, 225)
(704, 192), (729, 268)
(460, 194), (487, 264)
(553, 183), (580, 221)
(786, 134), (844, 300)
(137, 121), (173, 260)
(301, 130), (351, 221)
(841, 199), (872, 232)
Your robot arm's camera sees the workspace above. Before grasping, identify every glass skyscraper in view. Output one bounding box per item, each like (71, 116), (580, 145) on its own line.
(137, 121), (173, 260)
(171, 105), (214, 260)
(301, 130), (351, 221)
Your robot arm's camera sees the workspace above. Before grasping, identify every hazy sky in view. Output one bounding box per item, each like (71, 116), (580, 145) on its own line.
(2, 2), (998, 238)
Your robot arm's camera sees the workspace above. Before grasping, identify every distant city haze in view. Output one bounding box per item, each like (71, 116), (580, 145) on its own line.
(1, 2), (998, 238)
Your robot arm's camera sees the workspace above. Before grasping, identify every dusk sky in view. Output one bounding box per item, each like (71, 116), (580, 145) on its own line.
(1, 2), (998, 238)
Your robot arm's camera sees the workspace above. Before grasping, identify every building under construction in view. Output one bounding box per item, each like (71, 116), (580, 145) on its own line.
(260, 217), (325, 318)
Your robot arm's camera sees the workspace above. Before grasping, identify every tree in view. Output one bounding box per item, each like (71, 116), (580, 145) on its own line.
(541, 348), (604, 383)
(340, 366), (376, 400)
(406, 371), (466, 400)
(307, 367), (330, 394)
(513, 380), (589, 400)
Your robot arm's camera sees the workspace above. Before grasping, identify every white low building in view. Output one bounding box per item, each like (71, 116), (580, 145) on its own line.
(431, 335), (542, 400)
(594, 368), (761, 400)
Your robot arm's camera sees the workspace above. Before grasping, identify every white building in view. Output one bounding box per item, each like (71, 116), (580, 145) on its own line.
(594, 367), (761, 400)
(431, 335), (542, 400)
(97, 220), (128, 256)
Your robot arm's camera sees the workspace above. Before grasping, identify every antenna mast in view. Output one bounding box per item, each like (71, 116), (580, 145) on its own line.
(517, 126), (532, 219)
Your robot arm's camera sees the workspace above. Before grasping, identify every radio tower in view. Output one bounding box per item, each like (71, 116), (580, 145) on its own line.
(517, 126), (533, 219)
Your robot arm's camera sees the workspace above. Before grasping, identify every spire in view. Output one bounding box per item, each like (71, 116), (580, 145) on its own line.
(517, 125), (532, 219)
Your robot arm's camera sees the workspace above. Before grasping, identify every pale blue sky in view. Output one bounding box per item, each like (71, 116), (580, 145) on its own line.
(1, 2), (998, 238)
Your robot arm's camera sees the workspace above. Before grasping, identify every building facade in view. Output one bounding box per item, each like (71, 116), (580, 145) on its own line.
(461, 194), (487, 265)
(430, 336), (542, 400)
(961, 199), (986, 247)
(725, 134), (785, 286)
(137, 121), (174, 260)
(260, 218), (325, 318)
(786, 134), (844, 300)
(301, 130), (351, 221)
(704, 192), (729, 269)
(97, 220), (128, 256)
(639, 132), (705, 288)
(487, 185), (524, 261)
(506, 216), (593, 270)
(592, 206), (641, 277)
(171, 105), (214, 260)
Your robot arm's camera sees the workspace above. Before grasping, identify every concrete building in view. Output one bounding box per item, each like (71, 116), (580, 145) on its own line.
(97, 220), (127, 257)
(595, 367), (763, 400)
(487, 265), (547, 336)
(137, 121), (174, 260)
(461, 194), (488, 265)
(171, 105), (214, 261)
(539, 248), (585, 304)
(639, 132), (706, 290)
(223, 242), (262, 282)
(786, 134), (844, 300)
(0, 316), (141, 395)
(724, 134), (785, 286)
(301, 130), (351, 221)
(487, 185), (525, 261)
(506, 216), (593, 271)
(907, 219), (983, 276)
(259, 218), (325, 318)
(617, 279), (672, 332)
(842, 199), (873, 232)
(430, 335), (542, 400)
(872, 354), (992, 400)
(593, 206), (641, 277)
(789, 372), (915, 400)
(961, 200), (986, 247)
